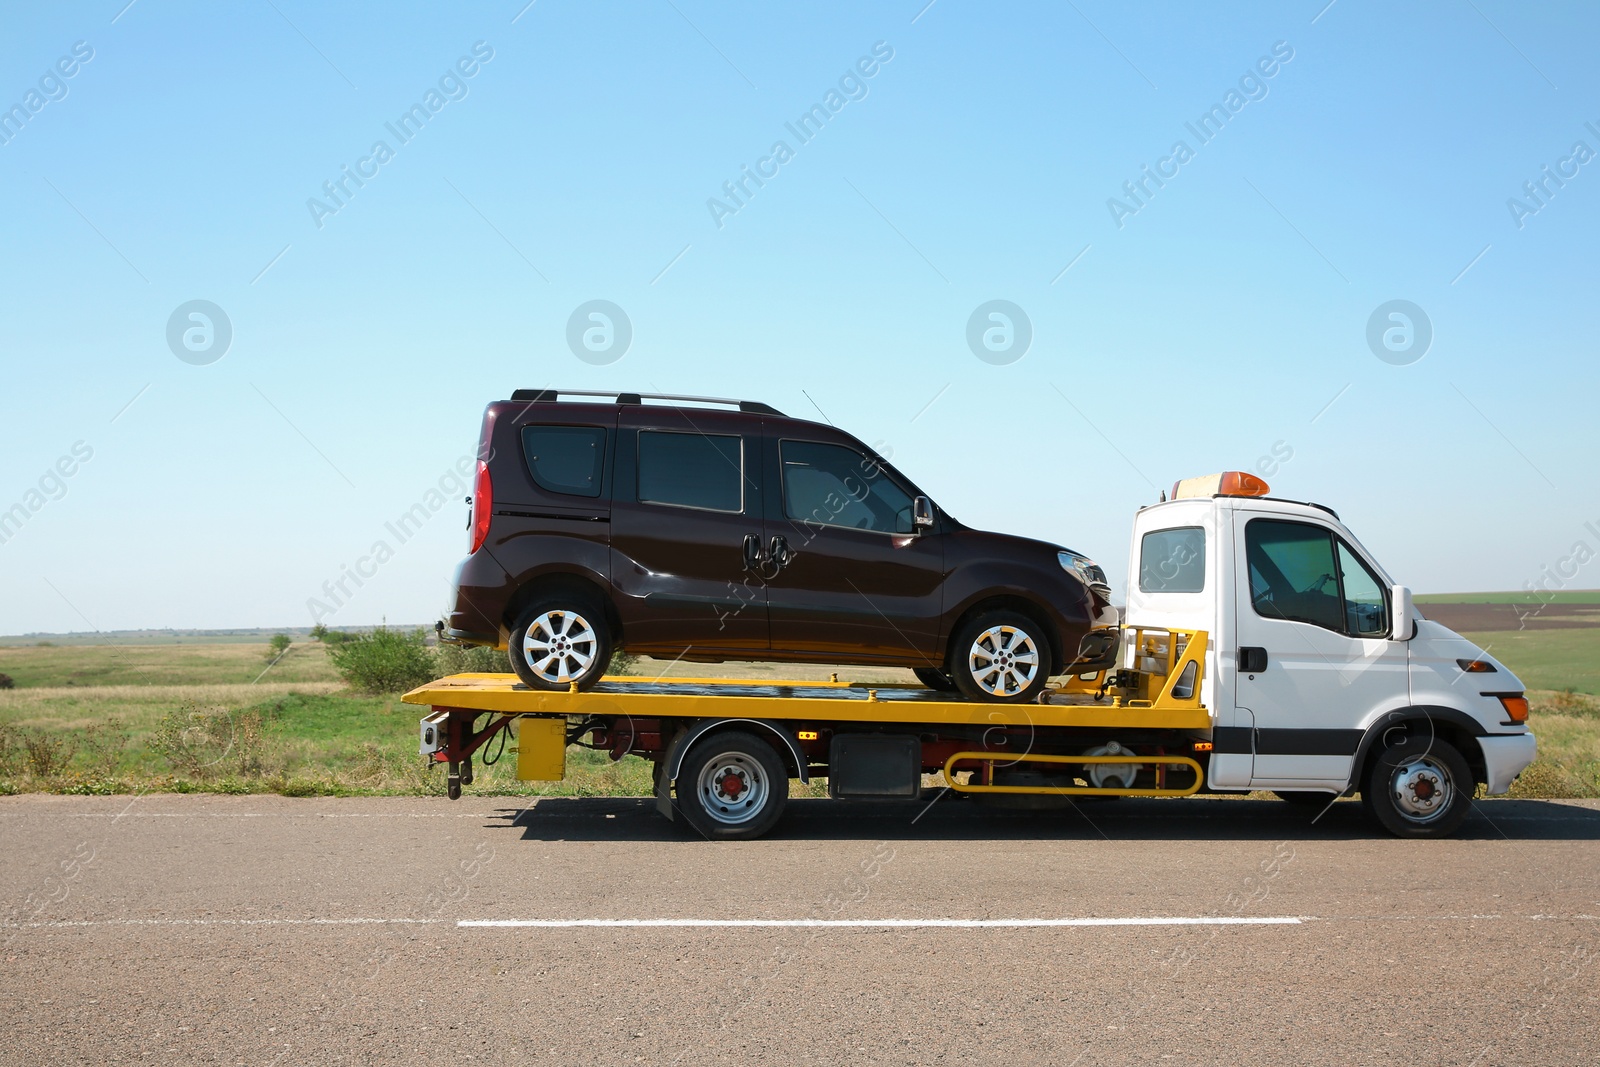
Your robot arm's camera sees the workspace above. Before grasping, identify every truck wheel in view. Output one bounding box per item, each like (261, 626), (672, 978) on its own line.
(949, 611), (1053, 703)
(674, 731), (789, 841)
(914, 667), (957, 692)
(508, 596), (613, 691)
(1362, 736), (1473, 838)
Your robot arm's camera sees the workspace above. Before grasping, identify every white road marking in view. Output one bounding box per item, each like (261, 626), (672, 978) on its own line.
(4, 918), (443, 928)
(458, 917), (1304, 929)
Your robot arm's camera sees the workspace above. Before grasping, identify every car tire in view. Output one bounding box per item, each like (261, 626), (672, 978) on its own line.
(914, 667), (958, 692)
(674, 730), (789, 841)
(508, 595), (613, 691)
(1362, 735), (1473, 838)
(948, 610), (1053, 704)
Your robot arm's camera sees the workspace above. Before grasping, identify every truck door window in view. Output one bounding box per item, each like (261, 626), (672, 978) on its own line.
(1245, 519), (1345, 633)
(637, 430), (744, 512)
(1337, 541), (1389, 636)
(1139, 527), (1205, 592)
(781, 440), (914, 534)
(521, 426), (606, 498)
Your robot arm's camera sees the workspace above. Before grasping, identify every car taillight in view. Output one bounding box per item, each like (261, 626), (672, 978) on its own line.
(469, 461), (492, 553)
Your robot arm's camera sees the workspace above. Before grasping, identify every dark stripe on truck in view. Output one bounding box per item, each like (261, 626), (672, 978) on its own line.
(1210, 726), (1362, 756)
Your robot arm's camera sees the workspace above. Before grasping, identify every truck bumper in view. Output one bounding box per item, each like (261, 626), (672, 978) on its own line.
(1480, 732), (1537, 795)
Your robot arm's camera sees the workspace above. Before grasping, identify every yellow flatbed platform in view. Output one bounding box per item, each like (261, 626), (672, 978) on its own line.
(401, 673), (1214, 732)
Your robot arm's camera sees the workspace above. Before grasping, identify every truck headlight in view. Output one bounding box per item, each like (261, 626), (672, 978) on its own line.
(1059, 550), (1108, 589)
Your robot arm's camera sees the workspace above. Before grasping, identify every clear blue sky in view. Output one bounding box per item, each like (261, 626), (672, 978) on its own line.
(2, 0), (1596, 634)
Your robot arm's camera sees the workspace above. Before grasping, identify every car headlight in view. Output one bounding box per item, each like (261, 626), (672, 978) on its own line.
(1058, 550), (1108, 589)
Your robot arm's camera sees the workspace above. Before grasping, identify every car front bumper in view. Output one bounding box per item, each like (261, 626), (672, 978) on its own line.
(1480, 732), (1537, 794)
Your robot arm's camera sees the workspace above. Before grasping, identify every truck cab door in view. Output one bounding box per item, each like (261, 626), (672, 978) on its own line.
(1232, 514), (1409, 787)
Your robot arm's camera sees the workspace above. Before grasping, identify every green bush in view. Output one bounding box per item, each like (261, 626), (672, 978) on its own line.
(311, 623), (353, 645)
(433, 642), (505, 676)
(326, 626), (437, 694)
(267, 633), (292, 659)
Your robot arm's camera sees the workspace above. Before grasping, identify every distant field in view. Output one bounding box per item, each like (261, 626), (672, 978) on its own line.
(1458, 628), (1600, 695)
(1416, 590), (1600, 604)
(0, 641), (342, 688)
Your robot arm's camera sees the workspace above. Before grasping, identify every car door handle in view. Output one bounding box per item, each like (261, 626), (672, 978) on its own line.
(768, 535), (791, 571)
(742, 533), (762, 572)
(1238, 646), (1268, 673)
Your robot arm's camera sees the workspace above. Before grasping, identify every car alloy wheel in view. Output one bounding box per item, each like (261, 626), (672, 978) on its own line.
(521, 609), (598, 684)
(966, 624), (1040, 697)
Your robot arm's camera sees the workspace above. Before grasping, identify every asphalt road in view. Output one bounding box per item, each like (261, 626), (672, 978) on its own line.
(3, 792), (1597, 1066)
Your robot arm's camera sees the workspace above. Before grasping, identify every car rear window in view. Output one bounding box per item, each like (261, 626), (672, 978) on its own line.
(1139, 527), (1205, 593)
(521, 426), (606, 498)
(637, 430), (743, 512)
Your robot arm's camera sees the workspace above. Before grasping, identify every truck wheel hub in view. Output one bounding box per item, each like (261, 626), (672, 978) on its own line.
(696, 752), (769, 826)
(1392, 758), (1452, 820)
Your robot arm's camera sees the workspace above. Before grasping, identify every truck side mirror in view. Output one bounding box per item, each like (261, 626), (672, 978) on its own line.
(912, 495), (935, 530)
(1390, 584), (1415, 641)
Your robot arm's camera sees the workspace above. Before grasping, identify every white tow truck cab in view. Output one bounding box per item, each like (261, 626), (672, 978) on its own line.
(1130, 471), (1536, 833)
(404, 471), (1537, 840)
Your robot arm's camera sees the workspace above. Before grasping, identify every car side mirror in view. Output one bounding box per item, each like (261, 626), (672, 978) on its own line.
(912, 495), (935, 531)
(1390, 584), (1414, 641)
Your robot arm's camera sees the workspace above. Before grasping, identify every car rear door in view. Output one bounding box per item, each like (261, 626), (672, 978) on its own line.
(761, 435), (944, 661)
(608, 406), (769, 654)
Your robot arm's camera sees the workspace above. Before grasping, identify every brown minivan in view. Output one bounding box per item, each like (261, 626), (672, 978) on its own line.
(440, 390), (1118, 703)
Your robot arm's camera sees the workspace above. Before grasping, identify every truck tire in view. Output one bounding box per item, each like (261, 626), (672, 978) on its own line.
(508, 596), (613, 691)
(914, 667), (958, 692)
(674, 730), (789, 841)
(1362, 736), (1473, 838)
(949, 610), (1053, 703)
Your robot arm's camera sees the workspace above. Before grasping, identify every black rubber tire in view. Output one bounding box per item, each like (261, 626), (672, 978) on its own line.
(914, 667), (958, 692)
(1273, 790), (1334, 806)
(674, 730), (789, 841)
(507, 595), (613, 691)
(948, 610), (1053, 704)
(1362, 736), (1474, 838)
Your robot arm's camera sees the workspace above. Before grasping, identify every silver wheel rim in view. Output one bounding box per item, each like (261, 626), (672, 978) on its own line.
(696, 751), (769, 826)
(967, 624), (1041, 696)
(1390, 756), (1454, 822)
(521, 609), (598, 684)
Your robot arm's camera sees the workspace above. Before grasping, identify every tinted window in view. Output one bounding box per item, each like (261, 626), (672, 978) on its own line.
(1139, 527), (1205, 593)
(638, 431), (743, 512)
(1338, 541), (1389, 636)
(521, 426), (605, 498)
(782, 440), (915, 534)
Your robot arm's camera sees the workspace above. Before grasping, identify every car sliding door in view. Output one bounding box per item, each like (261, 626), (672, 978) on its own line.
(608, 408), (769, 655)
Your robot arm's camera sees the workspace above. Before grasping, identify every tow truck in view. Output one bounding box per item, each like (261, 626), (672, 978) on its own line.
(404, 471), (1538, 839)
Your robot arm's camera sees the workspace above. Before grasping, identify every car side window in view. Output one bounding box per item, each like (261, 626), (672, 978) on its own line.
(781, 440), (914, 535)
(1337, 541), (1389, 637)
(1139, 527), (1205, 592)
(637, 430), (743, 512)
(1245, 519), (1345, 632)
(521, 426), (606, 498)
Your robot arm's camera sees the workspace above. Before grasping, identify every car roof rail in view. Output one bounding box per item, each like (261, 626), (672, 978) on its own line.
(507, 389), (783, 416)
